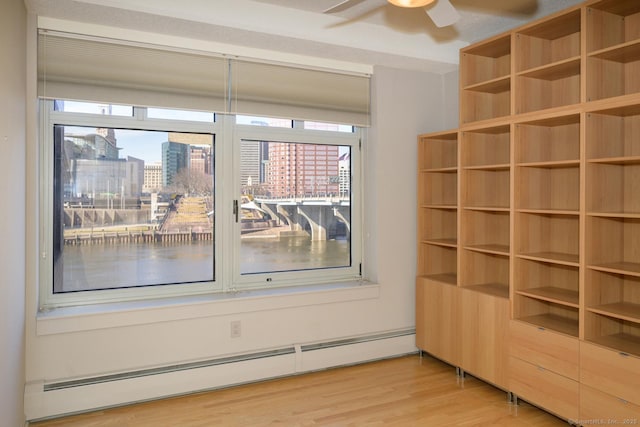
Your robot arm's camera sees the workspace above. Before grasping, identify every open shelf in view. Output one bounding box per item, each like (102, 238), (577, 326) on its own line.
(516, 212), (579, 266)
(419, 207), (457, 246)
(418, 132), (458, 170)
(515, 67), (580, 114)
(515, 113), (580, 164)
(462, 168), (509, 209)
(515, 256), (580, 309)
(585, 311), (640, 357)
(418, 272), (458, 286)
(417, 243), (457, 279)
(515, 8), (581, 73)
(418, 170), (457, 206)
(461, 125), (510, 168)
(586, 0), (640, 102)
(460, 249), (509, 293)
(586, 216), (640, 274)
(461, 34), (511, 87)
(462, 209), (509, 255)
(466, 282), (510, 299)
(517, 164), (579, 211)
(460, 34), (511, 124)
(516, 312), (579, 338)
(586, 0), (640, 53)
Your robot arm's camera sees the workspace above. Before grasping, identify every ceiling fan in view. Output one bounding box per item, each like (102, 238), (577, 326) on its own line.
(323, 0), (461, 28)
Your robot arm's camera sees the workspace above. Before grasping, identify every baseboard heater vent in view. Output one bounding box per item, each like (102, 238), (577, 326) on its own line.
(300, 328), (415, 352)
(44, 347), (296, 392)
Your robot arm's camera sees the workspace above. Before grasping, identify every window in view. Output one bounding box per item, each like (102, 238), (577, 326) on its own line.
(40, 101), (362, 307)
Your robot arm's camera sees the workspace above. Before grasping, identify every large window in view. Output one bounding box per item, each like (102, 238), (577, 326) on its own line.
(40, 102), (362, 307)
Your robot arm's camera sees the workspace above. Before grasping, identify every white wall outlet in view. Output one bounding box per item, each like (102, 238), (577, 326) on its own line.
(230, 320), (241, 338)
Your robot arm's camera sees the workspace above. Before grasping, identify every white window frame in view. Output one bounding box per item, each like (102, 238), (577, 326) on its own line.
(38, 101), (363, 309)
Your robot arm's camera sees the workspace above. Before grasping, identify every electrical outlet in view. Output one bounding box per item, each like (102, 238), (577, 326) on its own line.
(230, 320), (241, 338)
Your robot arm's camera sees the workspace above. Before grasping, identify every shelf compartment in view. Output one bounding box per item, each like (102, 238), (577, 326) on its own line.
(461, 34), (511, 88)
(418, 133), (458, 170)
(517, 164), (580, 211)
(515, 257), (579, 308)
(417, 243), (457, 280)
(586, 105), (640, 159)
(462, 209), (509, 254)
(586, 269), (640, 321)
(515, 61), (580, 114)
(515, 8), (581, 72)
(515, 113), (580, 164)
(462, 168), (509, 209)
(460, 248), (509, 296)
(515, 297), (579, 337)
(417, 170), (457, 206)
(516, 212), (580, 265)
(461, 89), (511, 125)
(584, 312), (640, 357)
(587, 52), (640, 101)
(461, 125), (510, 168)
(586, 0), (640, 54)
(587, 216), (640, 275)
(587, 161), (640, 214)
(419, 207), (457, 245)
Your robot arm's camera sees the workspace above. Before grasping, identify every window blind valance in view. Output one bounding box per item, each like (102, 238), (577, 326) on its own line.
(38, 31), (371, 126)
(37, 32), (228, 113)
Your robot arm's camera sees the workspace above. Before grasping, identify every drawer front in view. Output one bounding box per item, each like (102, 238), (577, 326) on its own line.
(580, 384), (640, 425)
(509, 320), (579, 380)
(510, 356), (579, 421)
(580, 342), (640, 407)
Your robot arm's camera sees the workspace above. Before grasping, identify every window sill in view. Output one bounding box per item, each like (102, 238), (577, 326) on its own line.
(36, 280), (379, 336)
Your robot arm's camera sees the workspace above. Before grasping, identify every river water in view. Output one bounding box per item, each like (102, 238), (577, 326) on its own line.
(59, 238), (350, 292)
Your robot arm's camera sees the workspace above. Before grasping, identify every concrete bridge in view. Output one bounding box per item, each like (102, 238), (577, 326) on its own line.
(254, 196), (350, 241)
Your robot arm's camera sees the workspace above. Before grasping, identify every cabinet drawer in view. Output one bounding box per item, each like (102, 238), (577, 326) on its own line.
(510, 356), (579, 421)
(581, 342), (640, 407)
(580, 384), (640, 425)
(509, 320), (579, 380)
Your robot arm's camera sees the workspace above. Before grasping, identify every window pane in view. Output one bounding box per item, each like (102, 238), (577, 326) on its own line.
(236, 115), (293, 128)
(54, 100), (133, 116)
(304, 121), (354, 133)
(239, 140), (350, 275)
(53, 125), (214, 292)
(147, 108), (214, 122)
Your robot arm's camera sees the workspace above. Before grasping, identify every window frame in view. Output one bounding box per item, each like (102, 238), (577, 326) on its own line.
(231, 122), (362, 290)
(38, 100), (363, 309)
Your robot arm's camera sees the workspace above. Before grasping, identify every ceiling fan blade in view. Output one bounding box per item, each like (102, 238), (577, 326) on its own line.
(323, 0), (358, 13)
(424, 0), (460, 27)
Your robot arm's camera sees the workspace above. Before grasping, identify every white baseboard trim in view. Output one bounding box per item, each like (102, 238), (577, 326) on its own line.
(25, 330), (416, 422)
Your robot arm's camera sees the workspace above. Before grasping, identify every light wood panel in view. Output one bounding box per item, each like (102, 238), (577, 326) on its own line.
(30, 355), (567, 427)
(416, 278), (460, 365)
(459, 288), (510, 389)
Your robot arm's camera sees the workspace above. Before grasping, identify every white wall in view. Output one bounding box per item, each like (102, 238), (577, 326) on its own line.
(23, 33), (457, 421)
(0, 0), (27, 426)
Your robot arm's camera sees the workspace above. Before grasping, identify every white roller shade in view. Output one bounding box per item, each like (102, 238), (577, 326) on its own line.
(38, 31), (371, 126)
(38, 32), (228, 112)
(231, 60), (370, 127)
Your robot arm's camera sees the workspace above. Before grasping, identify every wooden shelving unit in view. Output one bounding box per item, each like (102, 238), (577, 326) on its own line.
(417, 0), (640, 421)
(460, 35), (511, 125)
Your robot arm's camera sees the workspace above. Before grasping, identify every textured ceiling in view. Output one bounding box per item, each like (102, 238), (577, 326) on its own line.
(27, 0), (584, 74)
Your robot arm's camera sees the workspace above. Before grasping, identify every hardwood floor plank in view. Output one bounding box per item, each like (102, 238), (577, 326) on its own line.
(31, 354), (566, 426)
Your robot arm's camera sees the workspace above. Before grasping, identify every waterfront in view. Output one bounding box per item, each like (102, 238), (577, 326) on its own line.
(59, 238), (350, 292)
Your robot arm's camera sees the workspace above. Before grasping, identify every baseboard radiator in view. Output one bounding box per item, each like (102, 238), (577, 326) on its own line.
(26, 329), (416, 421)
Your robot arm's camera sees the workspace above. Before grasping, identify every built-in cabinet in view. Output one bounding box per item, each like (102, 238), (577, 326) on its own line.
(416, 0), (640, 424)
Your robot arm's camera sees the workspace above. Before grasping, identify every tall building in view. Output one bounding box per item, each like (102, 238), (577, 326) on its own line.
(267, 143), (339, 198)
(162, 141), (190, 187)
(143, 162), (163, 193)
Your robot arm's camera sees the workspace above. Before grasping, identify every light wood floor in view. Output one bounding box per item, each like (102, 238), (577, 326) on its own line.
(32, 354), (567, 426)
